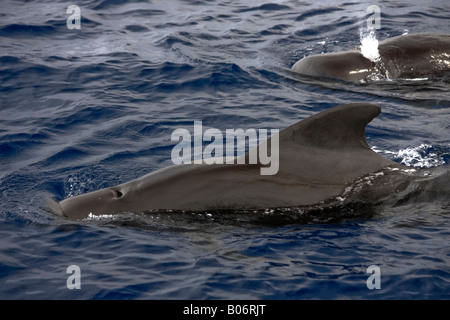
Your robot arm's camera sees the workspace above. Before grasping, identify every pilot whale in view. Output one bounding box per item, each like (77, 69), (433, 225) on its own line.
(291, 33), (450, 82)
(50, 103), (448, 220)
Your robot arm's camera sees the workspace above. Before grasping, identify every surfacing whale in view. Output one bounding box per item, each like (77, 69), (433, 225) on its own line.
(50, 103), (448, 220)
(291, 33), (450, 83)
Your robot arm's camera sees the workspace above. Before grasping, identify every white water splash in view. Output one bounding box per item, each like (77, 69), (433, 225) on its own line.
(359, 28), (380, 62)
(85, 212), (116, 221)
(372, 144), (446, 168)
(394, 144), (446, 168)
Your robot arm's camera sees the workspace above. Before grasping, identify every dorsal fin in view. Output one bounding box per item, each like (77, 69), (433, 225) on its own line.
(279, 103), (381, 149)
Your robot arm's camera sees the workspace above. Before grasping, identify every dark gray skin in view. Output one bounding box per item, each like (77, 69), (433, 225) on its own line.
(50, 103), (413, 220)
(291, 33), (450, 82)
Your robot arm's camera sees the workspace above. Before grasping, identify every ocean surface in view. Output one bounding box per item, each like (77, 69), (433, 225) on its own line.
(0, 0), (449, 300)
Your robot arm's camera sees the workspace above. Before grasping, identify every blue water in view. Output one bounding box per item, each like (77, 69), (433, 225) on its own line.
(1, 0), (449, 300)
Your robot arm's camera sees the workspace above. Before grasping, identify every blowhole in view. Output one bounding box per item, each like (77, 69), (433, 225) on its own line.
(111, 189), (123, 198)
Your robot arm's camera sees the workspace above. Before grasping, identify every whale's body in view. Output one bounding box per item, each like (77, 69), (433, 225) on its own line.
(49, 103), (450, 220)
(291, 33), (450, 82)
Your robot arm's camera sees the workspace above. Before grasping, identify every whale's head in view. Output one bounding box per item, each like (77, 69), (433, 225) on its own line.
(51, 184), (136, 220)
(291, 50), (376, 83)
